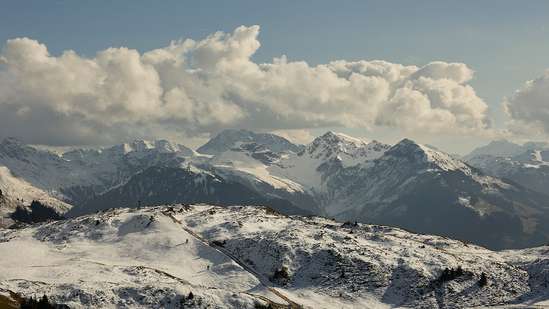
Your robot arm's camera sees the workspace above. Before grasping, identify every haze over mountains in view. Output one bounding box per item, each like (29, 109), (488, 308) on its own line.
(2, 129), (549, 250)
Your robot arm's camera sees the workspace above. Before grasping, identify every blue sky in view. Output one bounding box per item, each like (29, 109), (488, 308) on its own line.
(2, 1), (549, 152)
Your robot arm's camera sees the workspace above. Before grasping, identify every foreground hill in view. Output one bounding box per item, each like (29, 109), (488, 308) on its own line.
(1, 204), (549, 308)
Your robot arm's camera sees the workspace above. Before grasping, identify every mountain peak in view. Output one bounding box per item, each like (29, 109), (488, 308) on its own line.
(397, 138), (418, 145)
(197, 129), (302, 155)
(302, 132), (389, 166)
(387, 138), (472, 173)
(315, 131), (367, 146)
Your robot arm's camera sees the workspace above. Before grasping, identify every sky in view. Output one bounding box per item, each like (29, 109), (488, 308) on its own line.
(2, 1), (549, 154)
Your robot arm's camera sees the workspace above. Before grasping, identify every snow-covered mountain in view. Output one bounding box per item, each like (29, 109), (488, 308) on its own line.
(202, 133), (549, 249)
(197, 129), (304, 155)
(466, 140), (549, 196)
(208, 131), (391, 196)
(0, 137), (194, 204)
(268, 131), (391, 193)
(3, 133), (549, 249)
(2, 204), (549, 308)
(325, 139), (549, 249)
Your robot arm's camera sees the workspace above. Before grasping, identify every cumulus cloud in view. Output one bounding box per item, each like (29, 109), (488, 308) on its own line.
(0, 25), (491, 145)
(504, 70), (549, 136)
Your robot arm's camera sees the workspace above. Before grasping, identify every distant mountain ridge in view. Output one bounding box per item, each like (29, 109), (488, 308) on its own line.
(465, 139), (549, 160)
(466, 139), (549, 196)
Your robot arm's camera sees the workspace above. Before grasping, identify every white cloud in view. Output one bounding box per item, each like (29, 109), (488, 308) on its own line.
(0, 25), (491, 145)
(504, 70), (549, 136)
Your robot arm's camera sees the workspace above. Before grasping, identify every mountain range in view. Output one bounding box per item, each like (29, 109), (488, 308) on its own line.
(2, 130), (549, 249)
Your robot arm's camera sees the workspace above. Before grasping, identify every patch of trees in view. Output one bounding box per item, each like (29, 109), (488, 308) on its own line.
(478, 272), (488, 287)
(211, 239), (227, 247)
(10, 201), (64, 223)
(341, 221), (359, 228)
(264, 207), (283, 216)
(434, 266), (474, 285)
(271, 266), (291, 285)
(20, 294), (69, 309)
(180, 291), (202, 307)
(254, 301), (276, 309)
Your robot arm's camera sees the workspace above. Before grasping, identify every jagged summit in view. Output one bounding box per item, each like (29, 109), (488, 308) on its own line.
(114, 139), (191, 154)
(62, 139), (194, 161)
(302, 131), (388, 165)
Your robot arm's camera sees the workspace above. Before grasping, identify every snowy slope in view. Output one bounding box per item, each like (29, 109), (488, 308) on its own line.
(0, 137), (194, 204)
(0, 166), (71, 212)
(2, 204), (549, 308)
(0, 206), (280, 308)
(208, 143), (306, 194)
(0, 165), (72, 227)
(268, 131), (391, 193)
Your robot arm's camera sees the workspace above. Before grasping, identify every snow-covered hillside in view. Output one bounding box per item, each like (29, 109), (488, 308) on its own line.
(0, 165), (71, 227)
(0, 166), (71, 212)
(1, 204), (549, 308)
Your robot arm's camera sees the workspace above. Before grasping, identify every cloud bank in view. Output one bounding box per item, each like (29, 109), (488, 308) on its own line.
(504, 70), (549, 136)
(0, 25), (491, 145)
